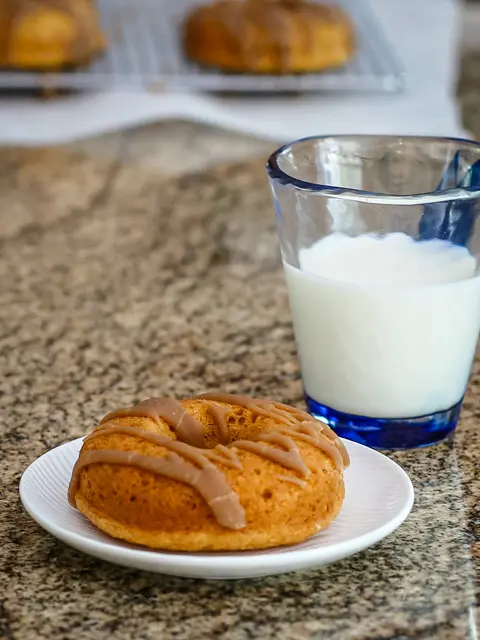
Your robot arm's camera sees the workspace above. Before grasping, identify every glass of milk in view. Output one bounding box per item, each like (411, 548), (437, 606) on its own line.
(267, 135), (480, 449)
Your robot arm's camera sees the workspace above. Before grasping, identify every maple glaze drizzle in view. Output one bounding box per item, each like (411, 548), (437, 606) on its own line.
(216, 0), (345, 72)
(235, 432), (310, 478)
(277, 423), (347, 469)
(197, 392), (349, 467)
(71, 392), (349, 530)
(202, 401), (231, 444)
(197, 392), (311, 424)
(203, 445), (242, 469)
(69, 423), (245, 529)
(100, 398), (206, 448)
(278, 475), (308, 489)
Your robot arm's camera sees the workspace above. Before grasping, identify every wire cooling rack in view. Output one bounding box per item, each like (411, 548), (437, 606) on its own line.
(0, 0), (405, 93)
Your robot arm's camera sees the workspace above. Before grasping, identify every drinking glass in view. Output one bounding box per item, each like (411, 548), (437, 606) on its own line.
(267, 135), (480, 449)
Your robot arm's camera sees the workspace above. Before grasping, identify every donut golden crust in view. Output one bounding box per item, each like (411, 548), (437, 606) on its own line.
(69, 393), (349, 551)
(0, 0), (105, 70)
(183, 0), (355, 74)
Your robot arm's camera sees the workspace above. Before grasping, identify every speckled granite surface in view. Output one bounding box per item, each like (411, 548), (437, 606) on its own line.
(459, 49), (480, 141)
(0, 148), (479, 640)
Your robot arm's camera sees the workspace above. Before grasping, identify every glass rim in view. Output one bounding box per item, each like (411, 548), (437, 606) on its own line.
(266, 134), (480, 205)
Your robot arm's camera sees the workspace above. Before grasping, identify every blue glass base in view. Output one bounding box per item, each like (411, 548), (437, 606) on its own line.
(305, 394), (462, 450)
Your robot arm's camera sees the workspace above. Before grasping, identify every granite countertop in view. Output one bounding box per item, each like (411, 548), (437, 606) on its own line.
(0, 143), (479, 640)
(458, 49), (480, 141)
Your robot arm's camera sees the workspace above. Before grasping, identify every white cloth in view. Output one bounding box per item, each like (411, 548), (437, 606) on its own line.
(0, 0), (467, 145)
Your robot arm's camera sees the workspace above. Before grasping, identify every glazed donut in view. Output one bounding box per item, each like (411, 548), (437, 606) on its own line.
(69, 393), (349, 551)
(183, 0), (355, 75)
(0, 0), (105, 70)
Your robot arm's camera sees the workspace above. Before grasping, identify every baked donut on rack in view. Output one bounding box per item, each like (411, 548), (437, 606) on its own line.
(183, 0), (355, 74)
(0, 0), (105, 70)
(69, 393), (349, 551)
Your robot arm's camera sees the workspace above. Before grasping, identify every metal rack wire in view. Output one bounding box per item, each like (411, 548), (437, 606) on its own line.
(0, 0), (405, 93)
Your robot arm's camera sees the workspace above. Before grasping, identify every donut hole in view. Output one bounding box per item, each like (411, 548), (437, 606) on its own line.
(262, 489), (273, 500)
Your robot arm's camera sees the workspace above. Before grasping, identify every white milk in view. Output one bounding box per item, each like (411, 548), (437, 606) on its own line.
(284, 232), (480, 418)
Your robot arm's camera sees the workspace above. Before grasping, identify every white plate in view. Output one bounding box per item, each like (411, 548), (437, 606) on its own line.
(19, 438), (414, 580)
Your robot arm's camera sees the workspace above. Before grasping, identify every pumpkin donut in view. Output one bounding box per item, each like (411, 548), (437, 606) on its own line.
(183, 0), (355, 74)
(0, 0), (105, 70)
(69, 393), (349, 551)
